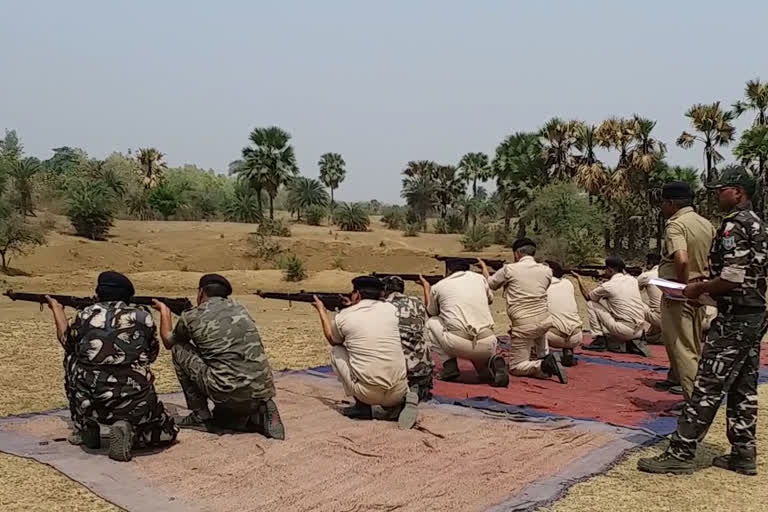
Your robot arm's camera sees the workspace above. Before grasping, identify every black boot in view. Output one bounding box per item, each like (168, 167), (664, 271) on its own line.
(561, 349), (577, 367)
(541, 353), (567, 384)
(341, 400), (373, 420)
(712, 449), (757, 476)
(438, 358), (460, 382)
(584, 335), (607, 352)
(627, 338), (651, 357)
(252, 399), (286, 440)
(488, 355), (509, 387)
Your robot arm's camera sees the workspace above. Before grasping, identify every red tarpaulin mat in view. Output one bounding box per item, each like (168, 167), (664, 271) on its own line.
(432, 355), (680, 433)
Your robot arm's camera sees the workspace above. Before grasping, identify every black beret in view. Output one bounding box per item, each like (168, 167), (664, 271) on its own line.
(512, 238), (536, 251)
(199, 273), (232, 296)
(661, 182), (693, 200)
(97, 271), (135, 297)
(352, 275), (384, 292)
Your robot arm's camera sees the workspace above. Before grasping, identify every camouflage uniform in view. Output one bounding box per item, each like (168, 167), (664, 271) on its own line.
(64, 302), (178, 447)
(386, 292), (434, 401)
(169, 297), (276, 425)
(667, 204), (768, 461)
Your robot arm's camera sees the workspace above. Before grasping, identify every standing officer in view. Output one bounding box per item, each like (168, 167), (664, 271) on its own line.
(638, 166), (767, 476)
(656, 182), (716, 398)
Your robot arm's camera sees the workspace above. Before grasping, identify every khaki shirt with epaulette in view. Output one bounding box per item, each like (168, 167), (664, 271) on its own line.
(659, 207), (716, 282)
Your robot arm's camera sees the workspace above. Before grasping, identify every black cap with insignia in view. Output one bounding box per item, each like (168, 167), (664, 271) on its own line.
(199, 273), (233, 296)
(661, 182), (694, 200)
(351, 275), (384, 293)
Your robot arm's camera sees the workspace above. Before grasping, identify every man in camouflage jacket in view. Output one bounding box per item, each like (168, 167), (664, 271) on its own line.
(639, 166), (768, 476)
(154, 274), (285, 440)
(382, 276), (434, 401)
(47, 271), (178, 462)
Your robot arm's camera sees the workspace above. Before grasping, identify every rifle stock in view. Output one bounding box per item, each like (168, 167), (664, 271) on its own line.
(255, 290), (351, 311)
(370, 273), (443, 285)
(576, 265), (643, 277)
(3, 290), (193, 316)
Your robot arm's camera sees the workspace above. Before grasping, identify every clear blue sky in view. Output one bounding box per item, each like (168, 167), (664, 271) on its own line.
(1, 1), (766, 203)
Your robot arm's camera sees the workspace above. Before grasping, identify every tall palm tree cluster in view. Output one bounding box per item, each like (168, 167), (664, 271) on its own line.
(399, 78), (768, 256)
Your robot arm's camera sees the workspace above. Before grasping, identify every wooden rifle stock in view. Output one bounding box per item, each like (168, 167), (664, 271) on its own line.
(3, 290), (193, 315)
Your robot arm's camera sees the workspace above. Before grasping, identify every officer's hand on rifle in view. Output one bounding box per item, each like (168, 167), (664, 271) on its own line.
(340, 294), (352, 307)
(151, 299), (170, 315)
(44, 295), (63, 313)
(312, 295), (326, 312)
(417, 274), (429, 288)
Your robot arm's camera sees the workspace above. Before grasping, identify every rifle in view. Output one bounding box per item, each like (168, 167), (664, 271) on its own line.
(255, 290), (351, 311)
(576, 265), (643, 277)
(3, 290), (193, 316)
(434, 256), (505, 272)
(565, 269), (603, 279)
(370, 273), (443, 285)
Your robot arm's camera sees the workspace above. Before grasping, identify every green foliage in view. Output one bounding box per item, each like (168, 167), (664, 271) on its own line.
(8, 157), (42, 216)
(287, 177), (329, 221)
(305, 205), (326, 226)
(0, 208), (47, 271)
(226, 181), (262, 223)
(381, 206), (405, 230)
(0, 130), (24, 163)
(126, 189), (156, 220)
(401, 160), (437, 230)
(335, 203), (370, 232)
(238, 126), (298, 219)
(42, 147), (88, 176)
(280, 254), (307, 282)
(257, 218), (291, 237)
(136, 148), (167, 189)
(525, 182), (607, 266)
(66, 181), (115, 240)
(148, 182), (184, 219)
(461, 224), (492, 251)
(435, 211), (465, 234)
(318, 152), (346, 207)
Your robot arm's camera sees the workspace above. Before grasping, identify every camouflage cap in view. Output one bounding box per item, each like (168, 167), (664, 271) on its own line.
(706, 165), (756, 195)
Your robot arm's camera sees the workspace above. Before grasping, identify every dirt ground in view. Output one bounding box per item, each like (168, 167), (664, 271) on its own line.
(0, 215), (764, 511)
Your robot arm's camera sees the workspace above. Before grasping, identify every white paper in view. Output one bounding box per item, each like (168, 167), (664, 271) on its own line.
(648, 278), (716, 306)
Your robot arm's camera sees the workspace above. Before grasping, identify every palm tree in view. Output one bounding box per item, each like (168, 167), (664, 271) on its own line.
(433, 165), (465, 220)
(733, 78), (768, 126)
(457, 152), (491, 199)
(676, 102), (736, 183)
(287, 177), (329, 221)
(8, 158), (40, 216)
(401, 160), (437, 231)
(318, 153), (346, 217)
(734, 126), (768, 215)
(628, 116), (667, 176)
(136, 148), (167, 189)
(539, 118), (578, 180)
(237, 127), (298, 219)
(492, 132), (548, 235)
(573, 123), (608, 196)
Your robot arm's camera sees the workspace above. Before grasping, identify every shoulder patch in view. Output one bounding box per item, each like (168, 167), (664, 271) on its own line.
(722, 236), (736, 250)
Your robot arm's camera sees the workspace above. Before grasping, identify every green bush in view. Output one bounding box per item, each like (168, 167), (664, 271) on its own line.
(335, 203), (370, 232)
(126, 190), (157, 220)
(226, 185), (262, 224)
(248, 233), (281, 259)
(461, 224), (492, 251)
(381, 207), (405, 230)
(305, 205), (326, 226)
(280, 254), (307, 282)
(66, 182), (115, 240)
(403, 223), (420, 237)
(435, 212), (465, 234)
(525, 182), (607, 266)
(258, 218), (291, 237)
(148, 183), (182, 219)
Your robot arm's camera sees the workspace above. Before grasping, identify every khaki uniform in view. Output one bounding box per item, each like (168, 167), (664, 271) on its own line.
(637, 266), (662, 342)
(330, 300), (408, 407)
(546, 278), (582, 349)
(488, 256), (553, 378)
(426, 271), (497, 372)
(659, 206), (716, 398)
(587, 273), (647, 343)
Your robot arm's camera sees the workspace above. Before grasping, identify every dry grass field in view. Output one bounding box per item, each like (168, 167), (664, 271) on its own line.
(0, 215), (764, 511)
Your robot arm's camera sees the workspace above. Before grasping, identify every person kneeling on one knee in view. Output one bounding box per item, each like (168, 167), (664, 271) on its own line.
(47, 271), (178, 462)
(312, 276), (418, 430)
(574, 256), (650, 357)
(154, 274), (285, 440)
